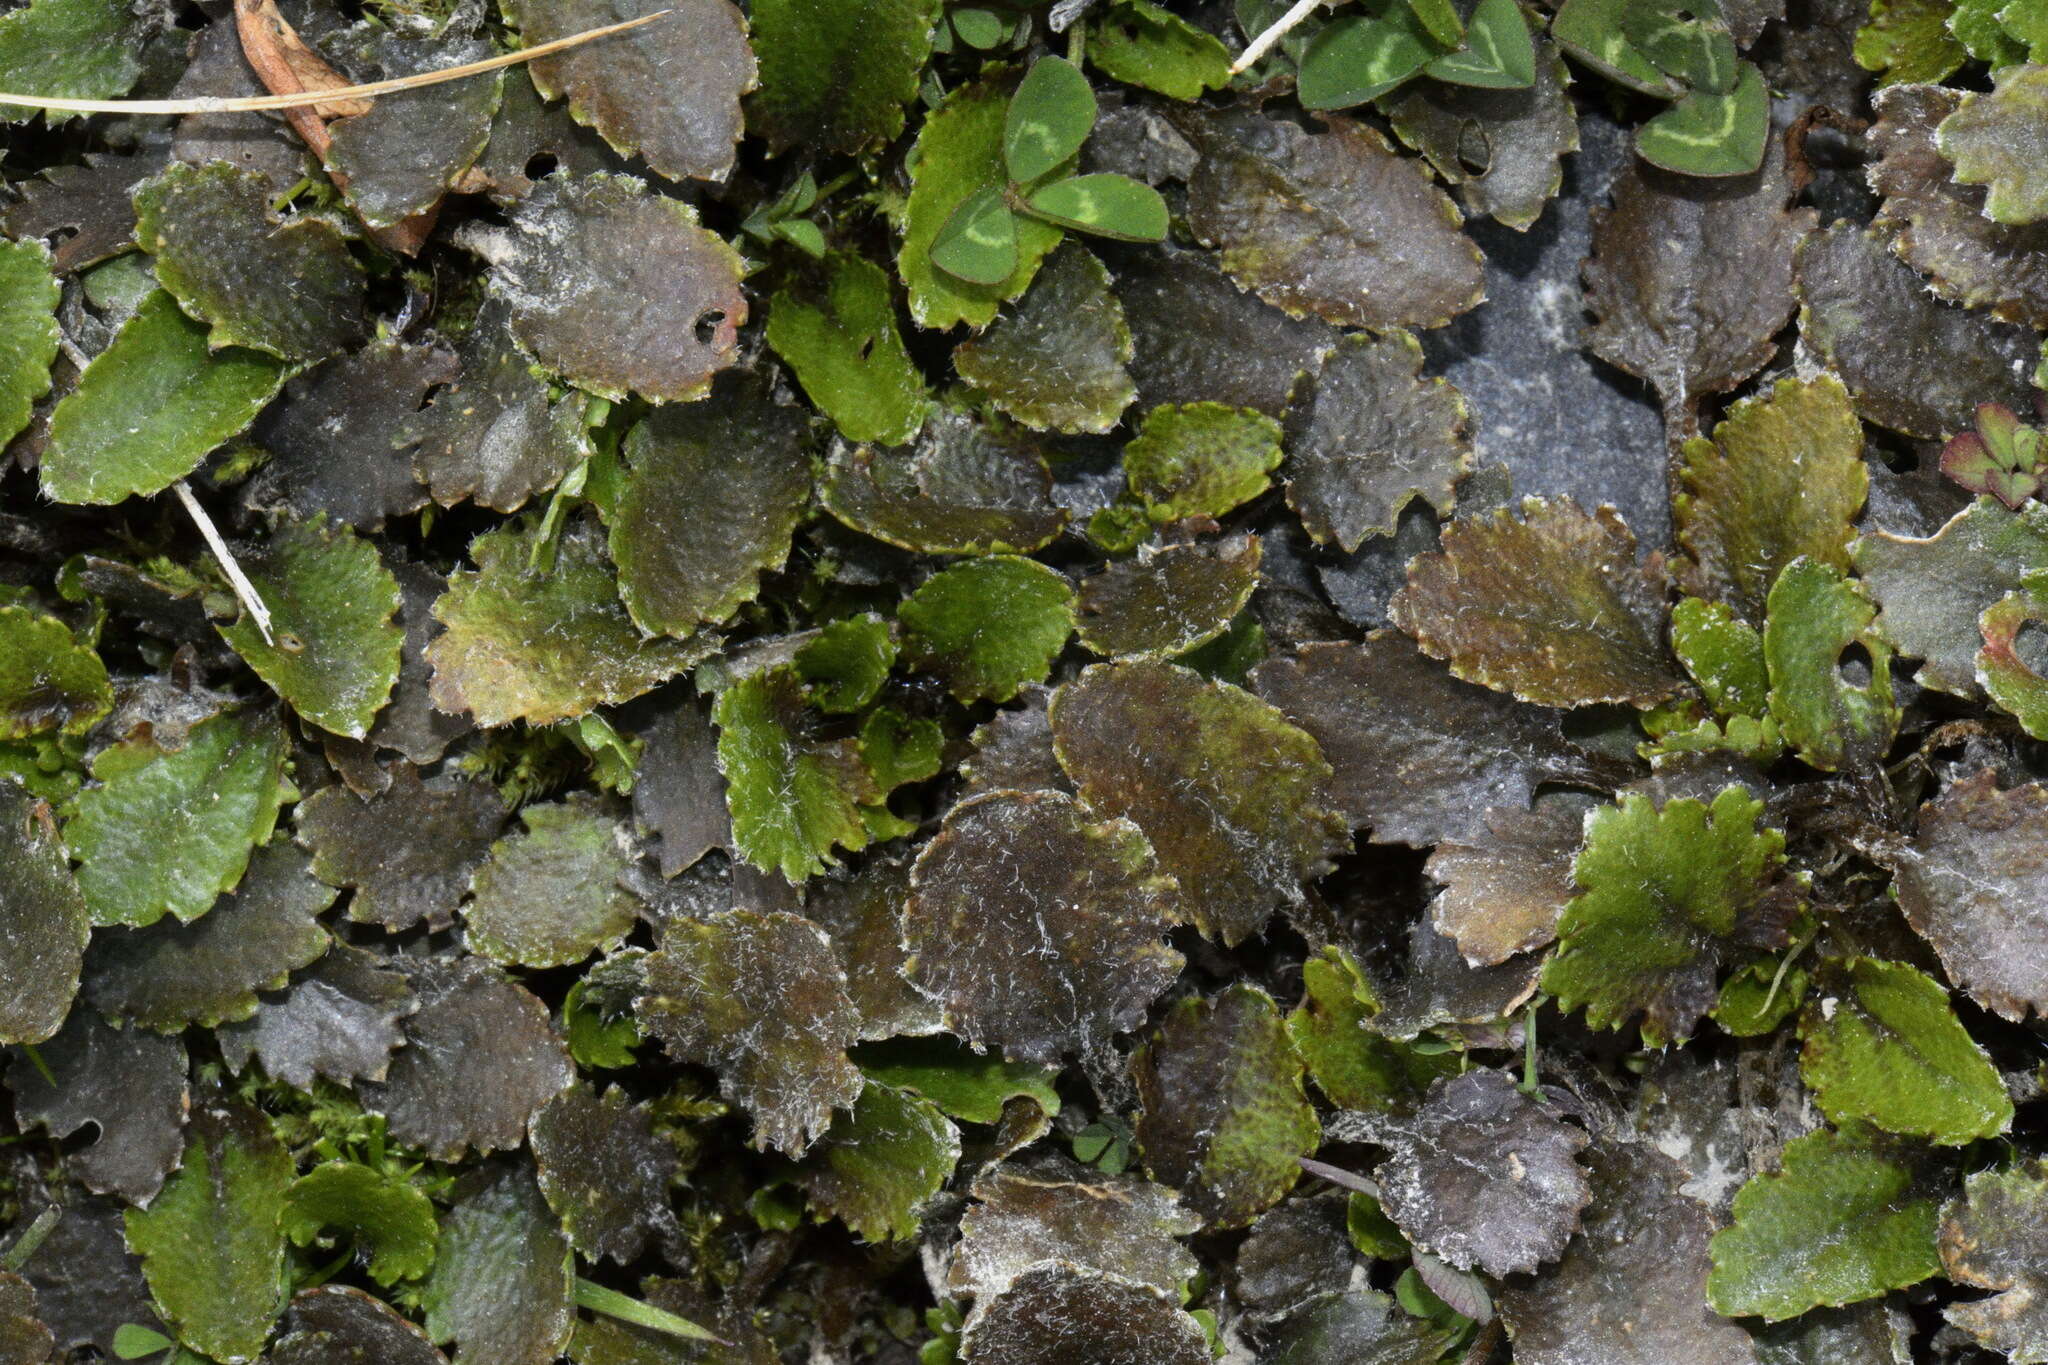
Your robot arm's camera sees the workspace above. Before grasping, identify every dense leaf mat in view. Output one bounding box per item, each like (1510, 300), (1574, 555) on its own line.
(2, 1), (2048, 1362)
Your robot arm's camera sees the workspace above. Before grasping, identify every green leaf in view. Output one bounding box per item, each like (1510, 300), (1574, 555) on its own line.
(795, 613), (898, 714)
(131, 161), (366, 364)
(797, 1081), (961, 1242)
(901, 67), (1067, 328)
(1542, 786), (1793, 1046)
(1636, 64), (1772, 179)
(1674, 373), (1869, 625)
(605, 372), (813, 639)
(859, 705), (944, 792)
(563, 970), (642, 1070)
(1549, 0), (1685, 96)
(748, 0), (941, 155)
(1297, 7), (1439, 109)
(0, 238), (59, 448)
(1797, 957), (2012, 1145)
(0, 0), (142, 122)
(571, 1280), (720, 1345)
(124, 1099), (292, 1364)
(1132, 984), (1321, 1227)
(767, 251), (931, 445)
(1089, 0), (1234, 100)
(953, 242), (1136, 435)
(1426, 0), (1536, 88)
(1123, 402), (1285, 524)
(1708, 1123), (1942, 1321)
(1006, 56), (1097, 184)
(1023, 173), (1170, 242)
(931, 184), (1020, 286)
(1949, 0), (2030, 61)
(1978, 576), (2048, 739)
(1937, 62), (2048, 225)
(1671, 598), (1770, 720)
(418, 1160), (572, 1365)
(713, 665), (878, 882)
(856, 1034), (1063, 1124)
(66, 708), (288, 929)
(1855, 0), (1968, 83)
(1408, 0), (1465, 45)
(428, 515), (709, 728)
(40, 290), (289, 505)
(0, 777), (89, 1046)
(1625, 0), (1738, 90)
(0, 605), (110, 739)
(1763, 558), (1899, 772)
(283, 1161), (439, 1287)
(1713, 957), (1808, 1037)
(1286, 946), (1457, 1114)
(216, 516), (403, 740)
(112, 1323), (175, 1360)
(899, 555), (1076, 703)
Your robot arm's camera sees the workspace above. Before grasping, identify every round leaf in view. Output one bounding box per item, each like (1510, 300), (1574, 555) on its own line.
(1005, 55), (1096, 184)
(931, 184), (1020, 286)
(1023, 173), (1169, 242)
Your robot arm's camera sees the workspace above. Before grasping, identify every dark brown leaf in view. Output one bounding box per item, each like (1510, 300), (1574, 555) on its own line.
(272, 1286), (448, 1365)
(1387, 38), (1580, 233)
(297, 767), (508, 933)
(958, 1262), (1213, 1365)
(1076, 534), (1261, 661)
(216, 942), (419, 1089)
(9, 1009), (187, 1204)
(529, 1083), (679, 1264)
(820, 409), (1067, 556)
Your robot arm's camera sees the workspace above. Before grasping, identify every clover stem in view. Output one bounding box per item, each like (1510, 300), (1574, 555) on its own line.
(1520, 1000), (1540, 1095)
(1231, 0), (1327, 74)
(173, 479), (274, 645)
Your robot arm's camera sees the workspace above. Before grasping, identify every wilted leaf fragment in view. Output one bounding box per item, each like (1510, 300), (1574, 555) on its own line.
(408, 298), (589, 514)
(271, 1287), (447, 1365)
(638, 909), (863, 1155)
(479, 173), (745, 403)
(1496, 1140), (1758, 1365)
(1051, 660), (1346, 945)
(215, 943), (418, 1089)
(1887, 770), (2048, 1022)
(357, 957), (572, 1160)
(41, 290), (287, 505)
(797, 1081), (960, 1243)
(1077, 535), (1260, 660)
(1796, 223), (2040, 438)
(1115, 244), (1335, 418)
(125, 1099), (291, 1365)
(217, 516), (403, 739)
(954, 243), (1135, 435)
(131, 160), (366, 364)
(67, 707), (287, 928)
(1940, 1159), (2048, 1362)
(1676, 374), (1867, 625)
(429, 516), (707, 728)
(822, 409), (1066, 555)
(1132, 985), (1319, 1227)
(0, 606), (109, 739)
(504, 0), (752, 183)
(749, 0), (939, 156)
(1373, 1070), (1590, 1278)
(530, 1083), (678, 1264)
(464, 795), (635, 968)
(1708, 1123), (1942, 1321)
(284, 1162), (438, 1287)
(0, 238), (58, 447)
(1252, 633), (1576, 846)
(1286, 330), (1471, 552)
(1854, 496), (2048, 697)
(1582, 143), (1814, 433)
(0, 1274), (51, 1365)
(9, 1003), (185, 1204)
(419, 1161), (572, 1365)
(1386, 35), (1578, 232)
(321, 35), (502, 228)
(901, 68), (1067, 330)
(1869, 84), (2048, 328)
(84, 840), (332, 1031)
(0, 780), (86, 1043)
(904, 790), (1180, 1064)
(900, 556), (1075, 703)
(767, 251), (927, 446)
(714, 666), (877, 882)
(1427, 797), (1587, 966)
(1543, 786), (1791, 1045)
(1124, 402), (1284, 523)
(1392, 497), (1682, 709)
(1938, 63), (2048, 225)
(298, 769), (508, 933)
(1798, 957), (2011, 1145)
(948, 1156), (1200, 1305)
(959, 1263), (1213, 1365)
(254, 340), (454, 531)
(1177, 106), (1483, 330)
